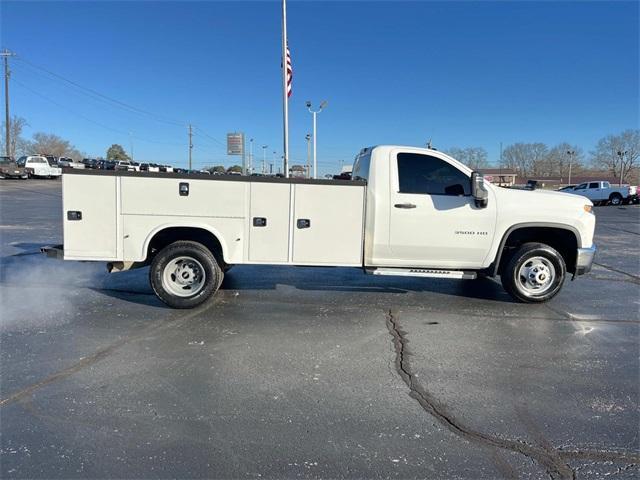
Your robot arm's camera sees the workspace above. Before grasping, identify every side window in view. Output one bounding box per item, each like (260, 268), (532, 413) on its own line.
(397, 153), (470, 196)
(352, 152), (371, 181)
(602, 182), (610, 188)
(588, 182), (599, 189)
(575, 183), (587, 190)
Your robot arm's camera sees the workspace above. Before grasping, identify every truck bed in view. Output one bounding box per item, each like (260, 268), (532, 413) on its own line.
(62, 169), (367, 267)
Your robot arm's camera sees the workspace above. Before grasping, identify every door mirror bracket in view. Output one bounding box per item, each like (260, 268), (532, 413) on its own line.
(471, 172), (489, 208)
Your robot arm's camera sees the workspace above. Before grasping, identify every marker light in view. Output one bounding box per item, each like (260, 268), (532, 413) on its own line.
(584, 205), (593, 213)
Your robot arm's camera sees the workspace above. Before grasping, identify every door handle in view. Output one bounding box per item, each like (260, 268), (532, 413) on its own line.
(394, 203), (416, 209)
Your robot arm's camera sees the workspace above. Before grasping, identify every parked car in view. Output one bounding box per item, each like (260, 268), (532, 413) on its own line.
(0, 156), (28, 179)
(82, 158), (99, 169)
(96, 160), (116, 170)
(17, 155), (62, 178)
(557, 185), (576, 192)
(115, 161), (139, 172)
(567, 181), (636, 206)
(58, 157), (85, 169)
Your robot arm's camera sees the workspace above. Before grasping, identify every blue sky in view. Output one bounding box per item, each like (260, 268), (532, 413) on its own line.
(2, 1), (638, 173)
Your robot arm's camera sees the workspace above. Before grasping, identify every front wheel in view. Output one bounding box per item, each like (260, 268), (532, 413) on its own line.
(501, 242), (566, 303)
(150, 240), (223, 309)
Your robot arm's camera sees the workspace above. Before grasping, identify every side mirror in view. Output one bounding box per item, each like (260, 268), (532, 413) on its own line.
(471, 172), (489, 208)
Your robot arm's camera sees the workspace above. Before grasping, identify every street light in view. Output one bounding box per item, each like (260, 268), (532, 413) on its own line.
(617, 150), (627, 186)
(262, 145), (268, 174)
(566, 150), (575, 185)
(306, 100), (328, 179)
(305, 134), (311, 179)
(249, 138), (254, 174)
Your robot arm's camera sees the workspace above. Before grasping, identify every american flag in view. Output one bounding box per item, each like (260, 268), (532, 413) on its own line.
(285, 43), (293, 98)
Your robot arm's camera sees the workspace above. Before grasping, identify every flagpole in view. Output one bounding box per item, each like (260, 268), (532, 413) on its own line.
(281, 0), (289, 178)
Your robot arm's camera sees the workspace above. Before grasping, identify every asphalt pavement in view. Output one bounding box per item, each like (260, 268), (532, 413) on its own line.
(1, 179), (638, 479)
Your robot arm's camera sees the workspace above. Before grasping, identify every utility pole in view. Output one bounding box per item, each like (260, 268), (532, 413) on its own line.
(249, 138), (254, 175)
(188, 124), (193, 170)
(2, 49), (15, 158)
(305, 133), (311, 179)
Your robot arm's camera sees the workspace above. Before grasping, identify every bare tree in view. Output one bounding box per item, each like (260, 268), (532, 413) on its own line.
(590, 130), (639, 184)
(446, 146), (489, 170)
(501, 143), (549, 177)
(30, 132), (83, 161)
(0, 116), (31, 158)
(545, 143), (583, 180)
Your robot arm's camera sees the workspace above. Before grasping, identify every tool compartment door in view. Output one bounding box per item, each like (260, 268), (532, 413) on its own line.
(248, 182), (291, 263)
(63, 174), (118, 259)
(292, 184), (365, 265)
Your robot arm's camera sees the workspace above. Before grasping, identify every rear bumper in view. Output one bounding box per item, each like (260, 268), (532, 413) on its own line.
(575, 244), (596, 277)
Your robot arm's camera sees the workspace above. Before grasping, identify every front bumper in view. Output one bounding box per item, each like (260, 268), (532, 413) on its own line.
(574, 244), (596, 277)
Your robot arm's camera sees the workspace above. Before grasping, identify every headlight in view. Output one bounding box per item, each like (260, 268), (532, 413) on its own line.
(584, 205), (593, 213)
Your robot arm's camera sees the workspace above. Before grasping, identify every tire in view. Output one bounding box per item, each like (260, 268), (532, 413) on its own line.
(609, 193), (623, 206)
(501, 242), (566, 303)
(149, 240), (223, 309)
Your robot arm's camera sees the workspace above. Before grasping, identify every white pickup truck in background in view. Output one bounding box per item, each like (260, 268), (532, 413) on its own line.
(567, 181), (636, 206)
(45, 145), (597, 308)
(17, 155), (62, 178)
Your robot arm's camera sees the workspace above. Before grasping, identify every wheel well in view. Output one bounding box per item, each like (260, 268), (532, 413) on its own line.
(496, 227), (578, 275)
(146, 227), (226, 266)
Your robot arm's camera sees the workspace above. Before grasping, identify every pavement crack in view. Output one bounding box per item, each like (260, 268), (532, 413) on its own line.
(384, 310), (639, 479)
(593, 262), (640, 283)
(0, 301), (218, 408)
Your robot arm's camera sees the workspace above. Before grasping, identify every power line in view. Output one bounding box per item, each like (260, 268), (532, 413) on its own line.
(13, 79), (184, 146)
(192, 125), (226, 148)
(14, 56), (186, 127)
(14, 56), (229, 150)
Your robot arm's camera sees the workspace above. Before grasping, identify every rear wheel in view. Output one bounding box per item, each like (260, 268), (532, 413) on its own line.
(150, 240), (223, 309)
(501, 242), (566, 303)
(609, 193), (623, 206)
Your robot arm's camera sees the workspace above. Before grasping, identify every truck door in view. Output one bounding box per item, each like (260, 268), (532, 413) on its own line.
(587, 182), (604, 201)
(387, 150), (497, 268)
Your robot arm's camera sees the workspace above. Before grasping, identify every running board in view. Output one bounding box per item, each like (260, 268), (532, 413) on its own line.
(366, 267), (477, 280)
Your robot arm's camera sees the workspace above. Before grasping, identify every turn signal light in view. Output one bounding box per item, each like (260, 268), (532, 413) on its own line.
(584, 205), (593, 213)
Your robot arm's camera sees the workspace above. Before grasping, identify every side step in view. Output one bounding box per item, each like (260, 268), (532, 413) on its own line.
(366, 267), (477, 280)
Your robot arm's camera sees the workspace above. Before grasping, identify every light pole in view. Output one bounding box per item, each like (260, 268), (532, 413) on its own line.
(566, 150), (575, 185)
(249, 138), (254, 174)
(306, 100), (327, 179)
(305, 134), (311, 178)
(617, 150), (627, 186)
(262, 145), (267, 174)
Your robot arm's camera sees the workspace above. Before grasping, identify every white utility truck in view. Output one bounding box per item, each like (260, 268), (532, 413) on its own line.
(45, 146), (596, 308)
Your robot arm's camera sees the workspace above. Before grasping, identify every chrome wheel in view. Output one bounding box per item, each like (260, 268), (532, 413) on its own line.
(610, 195), (622, 206)
(162, 256), (206, 297)
(517, 256), (556, 296)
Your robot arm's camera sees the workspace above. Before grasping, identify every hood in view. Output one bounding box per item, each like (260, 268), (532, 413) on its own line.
(493, 185), (593, 207)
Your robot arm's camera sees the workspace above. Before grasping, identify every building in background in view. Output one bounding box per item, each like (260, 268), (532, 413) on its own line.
(479, 168), (517, 187)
